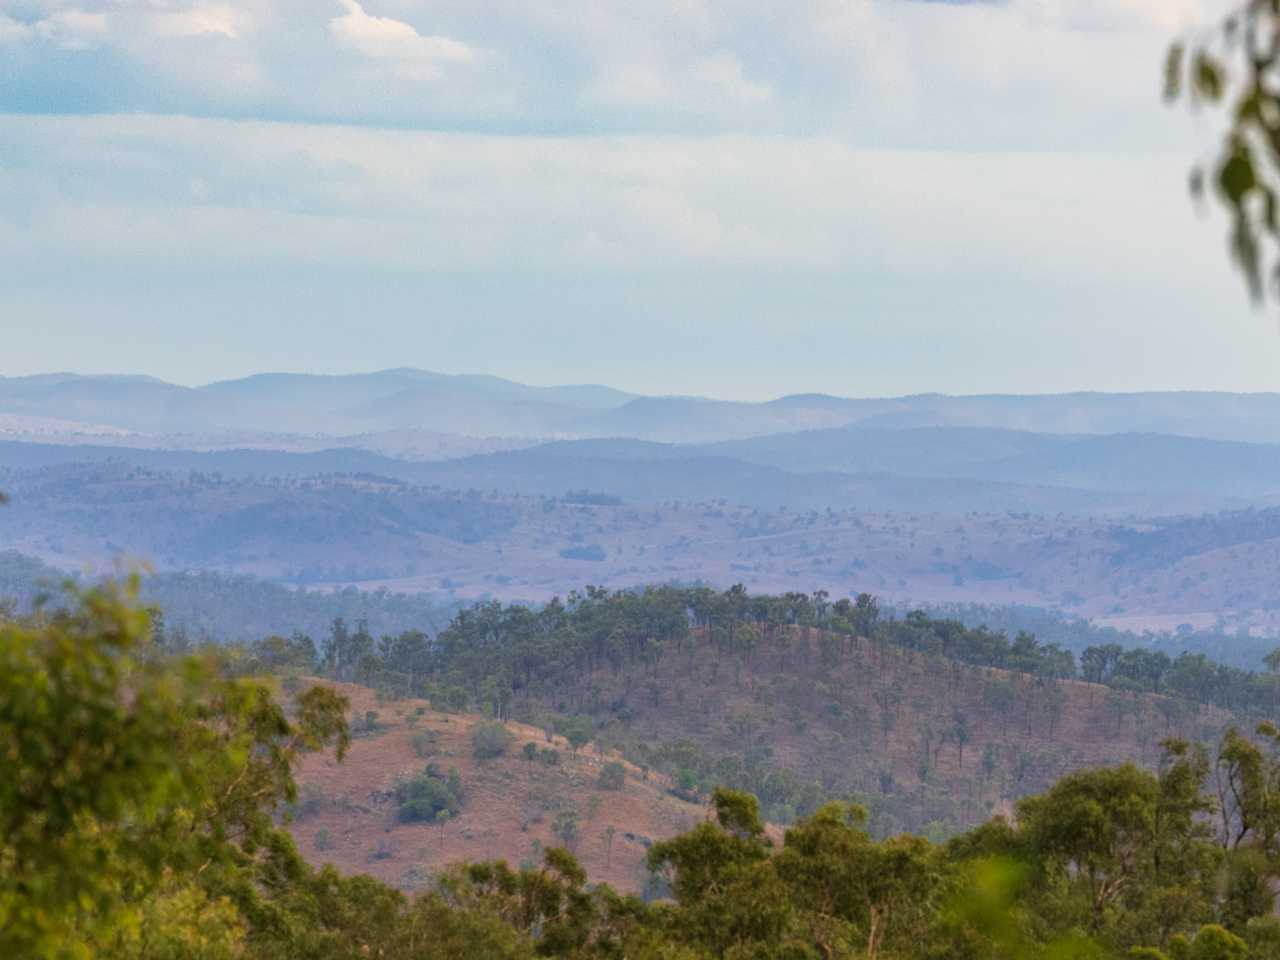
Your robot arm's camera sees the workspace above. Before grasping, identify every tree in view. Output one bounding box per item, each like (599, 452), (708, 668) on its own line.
(397, 763), (464, 822)
(952, 707), (971, 769)
(776, 803), (939, 960)
(0, 579), (350, 959)
(598, 760), (626, 791)
(603, 826), (617, 868)
(472, 721), (515, 760)
(1015, 750), (1218, 942)
(556, 714), (594, 754)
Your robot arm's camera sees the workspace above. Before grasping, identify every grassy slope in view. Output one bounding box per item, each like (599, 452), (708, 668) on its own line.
(289, 681), (709, 894)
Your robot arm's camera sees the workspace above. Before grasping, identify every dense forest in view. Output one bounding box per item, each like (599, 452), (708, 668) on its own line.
(8, 582), (1280, 959)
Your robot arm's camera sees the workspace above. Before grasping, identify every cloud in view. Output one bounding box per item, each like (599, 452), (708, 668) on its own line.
(0, 0), (1216, 150)
(2, 112), (1273, 398)
(584, 51), (771, 113)
(32, 9), (108, 50)
(328, 0), (476, 81)
(0, 113), (1224, 282)
(0, 14), (32, 45)
(144, 6), (245, 40)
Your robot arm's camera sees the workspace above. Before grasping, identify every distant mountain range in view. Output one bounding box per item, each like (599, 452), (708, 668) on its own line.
(10, 369), (1280, 444)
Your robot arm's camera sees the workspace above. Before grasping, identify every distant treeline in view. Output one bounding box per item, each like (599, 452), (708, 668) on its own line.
(920, 600), (1278, 669)
(0, 551), (460, 643)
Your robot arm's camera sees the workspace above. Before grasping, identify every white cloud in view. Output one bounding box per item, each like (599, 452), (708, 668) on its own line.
(1022, 0), (1211, 32)
(144, 6), (245, 40)
(0, 14), (32, 45)
(33, 9), (108, 49)
(0, 113), (1223, 282)
(328, 0), (476, 81)
(584, 50), (771, 115)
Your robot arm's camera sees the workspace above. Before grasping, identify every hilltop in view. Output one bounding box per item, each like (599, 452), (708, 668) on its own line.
(285, 586), (1264, 858)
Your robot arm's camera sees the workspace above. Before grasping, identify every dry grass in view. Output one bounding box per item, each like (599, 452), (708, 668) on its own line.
(290, 681), (707, 893)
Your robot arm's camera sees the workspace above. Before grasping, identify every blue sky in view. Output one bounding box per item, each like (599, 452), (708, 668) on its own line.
(2, 0), (1276, 399)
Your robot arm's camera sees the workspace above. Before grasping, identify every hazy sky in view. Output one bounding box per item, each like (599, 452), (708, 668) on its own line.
(3, 0), (1277, 400)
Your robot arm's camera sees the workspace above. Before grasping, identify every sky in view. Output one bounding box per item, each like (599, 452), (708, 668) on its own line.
(2, 0), (1277, 401)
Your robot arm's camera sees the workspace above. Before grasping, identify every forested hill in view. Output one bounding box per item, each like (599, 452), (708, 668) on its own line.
(17, 483), (1280, 960)
(280, 585), (1272, 837)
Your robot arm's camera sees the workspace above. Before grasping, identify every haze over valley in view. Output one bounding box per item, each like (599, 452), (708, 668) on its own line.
(8, 369), (1280, 650)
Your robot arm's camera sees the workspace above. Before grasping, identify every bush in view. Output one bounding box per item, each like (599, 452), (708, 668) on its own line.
(395, 764), (464, 823)
(540, 748), (561, 766)
(412, 731), (439, 759)
(554, 715), (594, 753)
(294, 783), (325, 819)
(314, 829), (334, 852)
(471, 721), (515, 761)
(598, 761), (626, 791)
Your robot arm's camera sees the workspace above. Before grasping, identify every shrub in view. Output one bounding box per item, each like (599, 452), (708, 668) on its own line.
(294, 783), (325, 819)
(471, 721), (515, 761)
(554, 715), (594, 753)
(314, 829), (334, 852)
(522, 742), (539, 762)
(395, 764), (464, 823)
(412, 731), (439, 759)
(540, 748), (561, 766)
(598, 761), (626, 791)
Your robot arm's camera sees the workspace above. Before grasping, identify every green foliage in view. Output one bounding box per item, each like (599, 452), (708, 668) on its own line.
(0, 579), (349, 959)
(1168, 4), (1280, 305)
(555, 714), (595, 753)
(472, 720), (516, 760)
(396, 763), (464, 823)
(598, 760), (626, 791)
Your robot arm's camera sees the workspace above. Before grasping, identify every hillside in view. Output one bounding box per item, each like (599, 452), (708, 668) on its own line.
(483, 626), (1239, 838)
(289, 680), (708, 894)
(286, 602), (1248, 895)
(11, 460), (1280, 635)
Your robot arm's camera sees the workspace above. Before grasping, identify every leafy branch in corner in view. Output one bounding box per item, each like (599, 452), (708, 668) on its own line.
(1168, 1), (1280, 303)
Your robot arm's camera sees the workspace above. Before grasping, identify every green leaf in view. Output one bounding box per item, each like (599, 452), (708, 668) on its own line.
(1193, 52), (1224, 102)
(1165, 43), (1184, 100)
